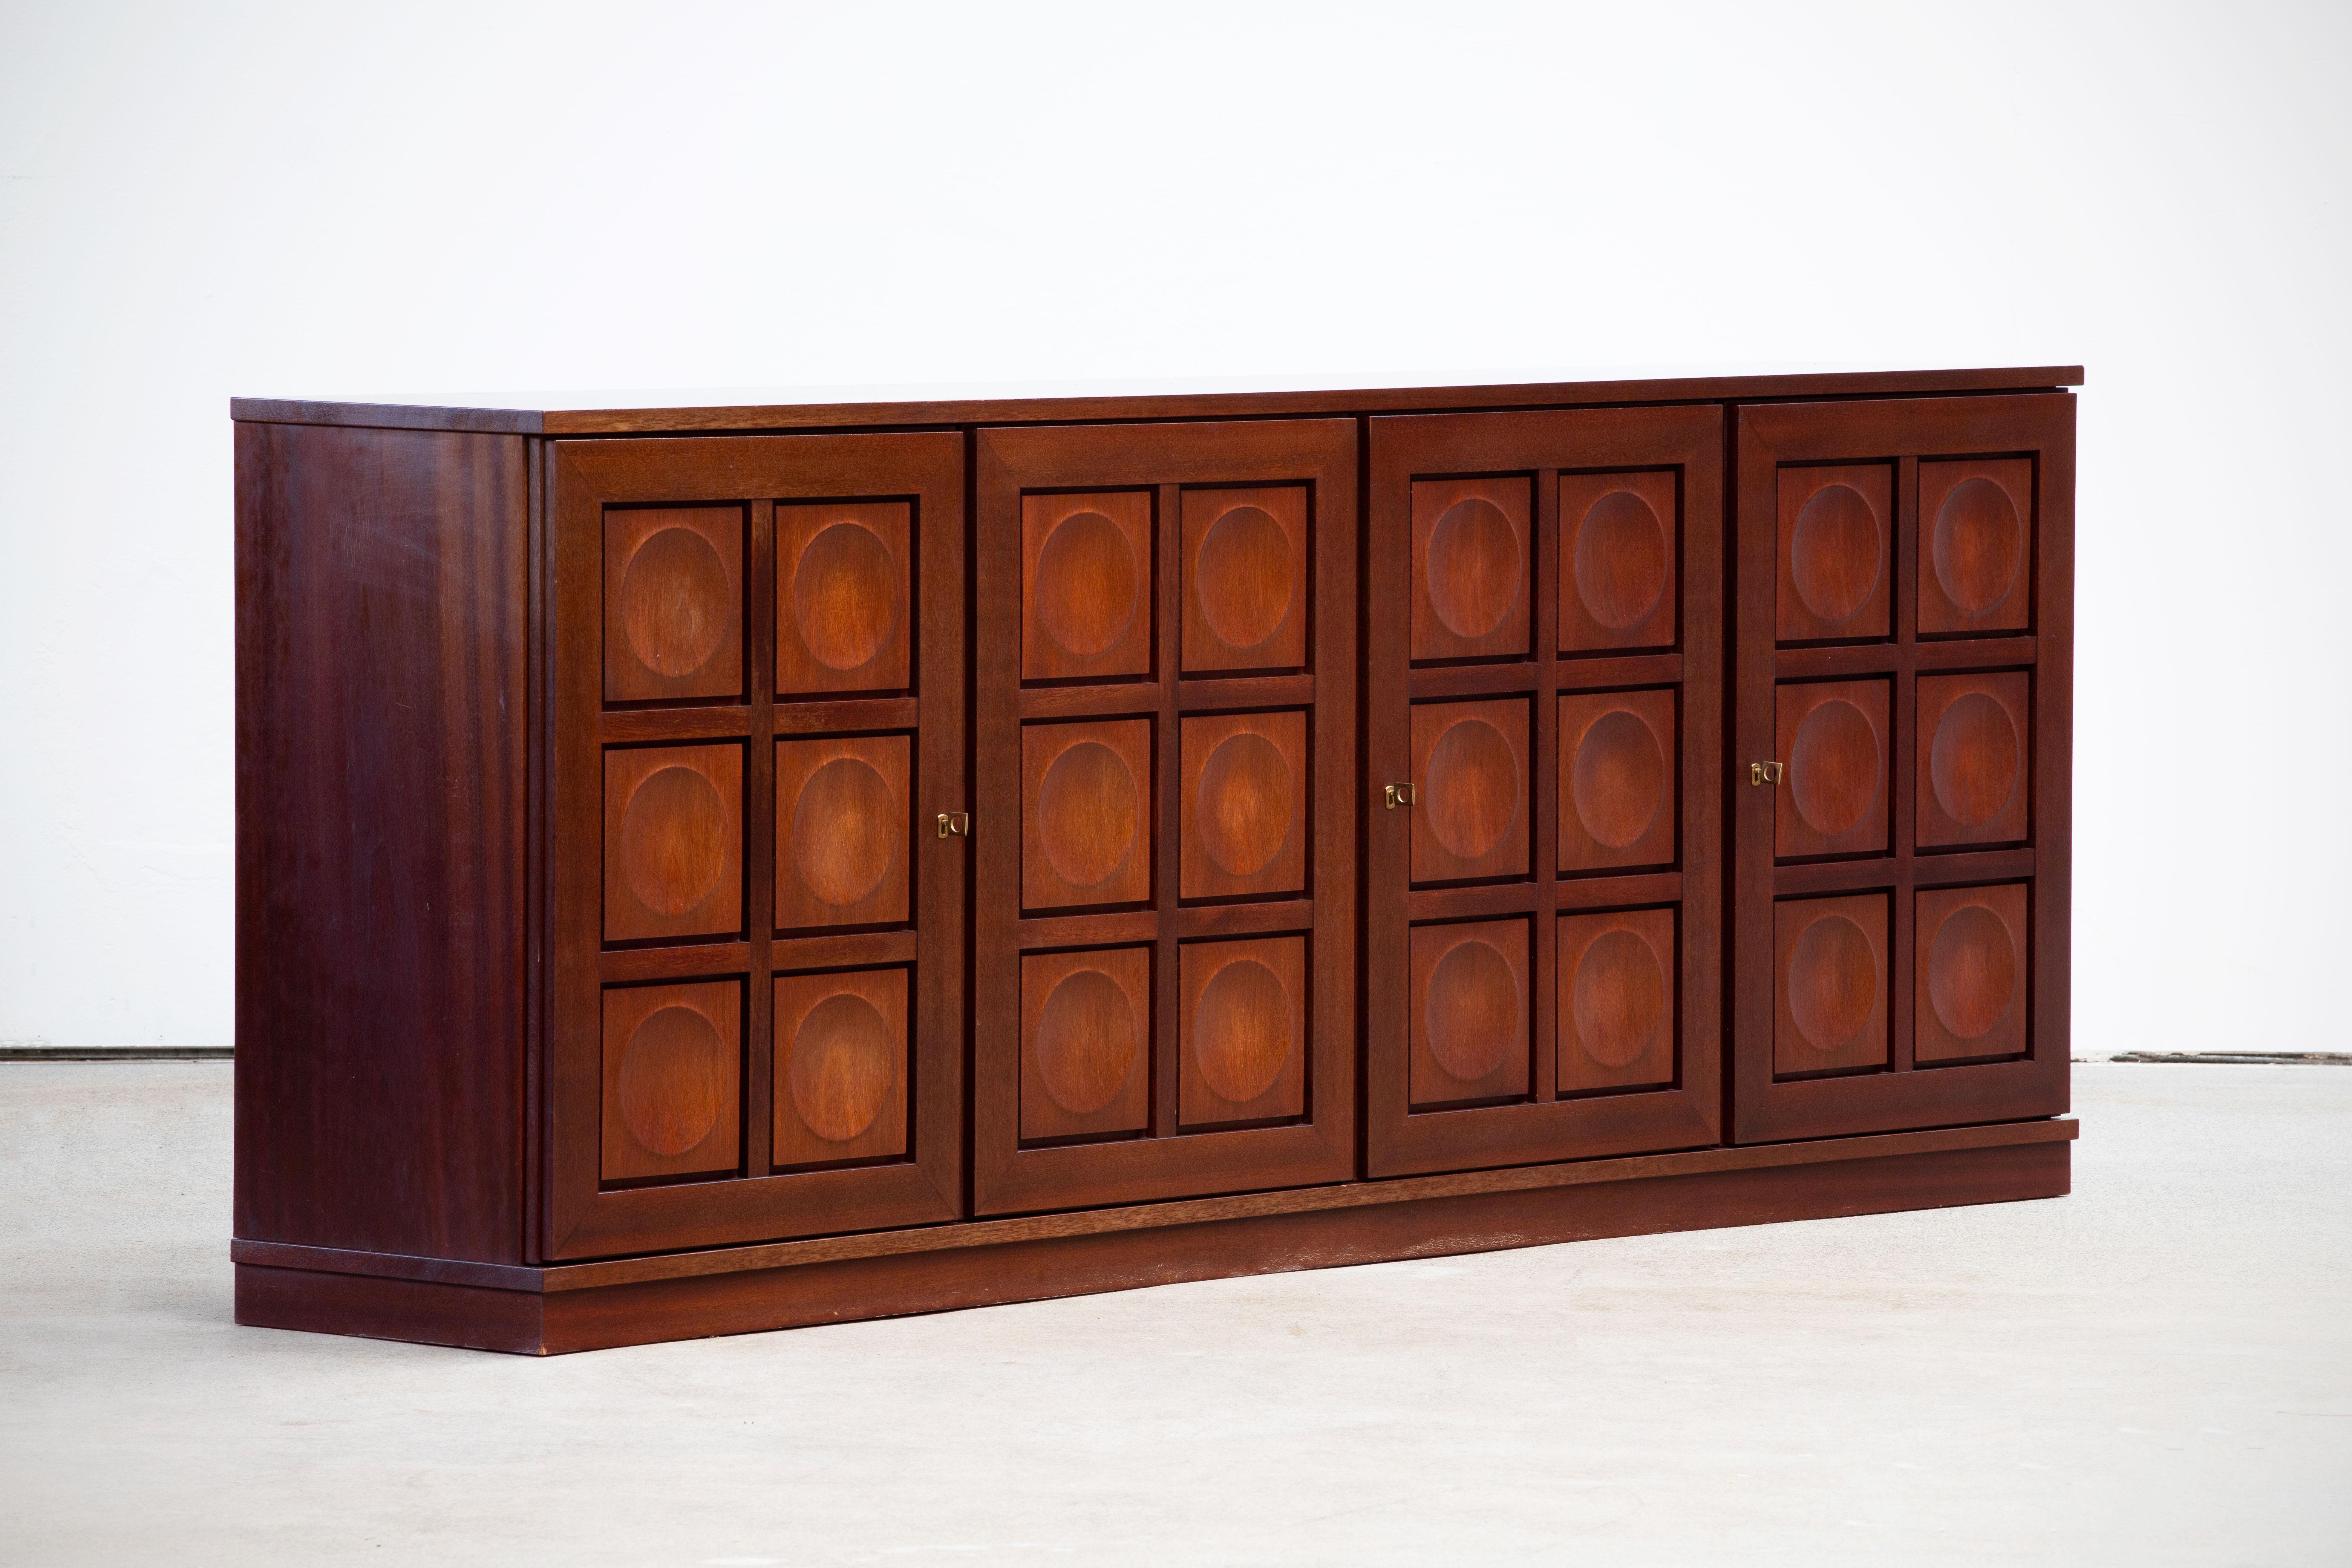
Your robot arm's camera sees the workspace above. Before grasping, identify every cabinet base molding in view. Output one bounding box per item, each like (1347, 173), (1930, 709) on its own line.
(234, 1119), (2072, 1356)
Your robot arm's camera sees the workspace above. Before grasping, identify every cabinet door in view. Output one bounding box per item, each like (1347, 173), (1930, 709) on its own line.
(1731, 395), (2072, 1142)
(971, 420), (1355, 1214)
(1364, 409), (1724, 1177)
(544, 433), (965, 1259)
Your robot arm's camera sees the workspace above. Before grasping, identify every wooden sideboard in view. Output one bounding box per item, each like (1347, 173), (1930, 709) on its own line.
(231, 368), (2077, 1354)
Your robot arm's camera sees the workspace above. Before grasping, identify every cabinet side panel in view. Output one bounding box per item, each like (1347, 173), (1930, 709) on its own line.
(235, 421), (528, 1263)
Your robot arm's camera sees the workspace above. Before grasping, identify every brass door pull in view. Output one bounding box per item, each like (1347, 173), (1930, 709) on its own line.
(1750, 762), (1784, 786)
(936, 811), (970, 838)
(1384, 783), (1416, 810)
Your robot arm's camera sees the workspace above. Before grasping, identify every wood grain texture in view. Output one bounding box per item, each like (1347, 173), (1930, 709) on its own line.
(1021, 946), (1153, 1141)
(235, 1133), (2072, 1354)
(1557, 688), (1677, 874)
(603, 506), (744, 704)
(1179, 709), (1306, 902)
(1179, 934), (1308, 1127)
(773, 967), (908, 1166)
(1919, 458), (2034, 636)
(1732, 393), (2071, 1144)
(235, 421), (527, 1264)
(973, 418), (1355, 1216)
(1775, 892), (1890, 1076)
(1023, 490), (1155, 683)
(548, 432), (964, 1259)
(1412, 476), (1531, 662)
(1914, 883), (2029, 1064)
(1559, 469), (1678, 653)
(602, 744), (744, 943)
(1557, 907), (1676, 1095)
(1775, 679), (1891, 861)
(1182, 485), (1308, 674)
(776, 500), (911, 696)
(774, 734), (911, 930)
(1410, 919), (1531, 1107)
(1411, 697), (1531, 884)
(1916, 671), (2031, 848)
(1778, 463), (1893, 643)
(600, 980), (741, 1182)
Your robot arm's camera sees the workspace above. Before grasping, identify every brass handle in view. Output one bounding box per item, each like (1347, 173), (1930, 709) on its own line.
(1384, 783), (1416, 810)
(936, 811), (970, 838)
(1749, 762), (1784, 786)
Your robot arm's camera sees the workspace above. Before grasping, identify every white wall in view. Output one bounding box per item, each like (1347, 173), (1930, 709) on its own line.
(2, 0), (2345, 1055)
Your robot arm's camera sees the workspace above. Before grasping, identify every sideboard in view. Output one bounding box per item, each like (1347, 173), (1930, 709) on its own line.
(230, 367), (2077, 1354)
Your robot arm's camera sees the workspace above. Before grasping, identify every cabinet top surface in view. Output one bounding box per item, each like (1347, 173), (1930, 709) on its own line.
(230, 364), (2084, 436)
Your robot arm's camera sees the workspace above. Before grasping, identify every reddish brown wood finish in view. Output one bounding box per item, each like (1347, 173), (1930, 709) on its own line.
(1181, 486), (1309, 674)
(1366, 406), (1724, 1179)
(1177, 934), (1308, 1127)
(549, 432), (965, 1258)
(1773, 679), (1891, 861)
(974, 419), (1356, 1215)
(235, 422), (528, 1264)
(600, 980), (742, 1182)
(603, 507), (744, 704)
(234, 1122), (2074, 1354)
(773, 967), (909, 1167)
(1733, 394), (2072, 1143)
(601, 743), (744, 943)
(1557, 907), (1677, 1095)
(1913, 882), (2030, 1065)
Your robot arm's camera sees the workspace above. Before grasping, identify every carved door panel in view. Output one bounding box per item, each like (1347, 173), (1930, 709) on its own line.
(1731, 395), (2072, 1142)
(971, 420), (1355, 1215)
(545, 433), (965, 1259)
(1364, 408), (1724, 1178)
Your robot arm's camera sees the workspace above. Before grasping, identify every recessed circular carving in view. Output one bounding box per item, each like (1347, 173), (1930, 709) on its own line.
(791, 757), (897, 908)
(620, 526), (730, 678)
(1927, 903), (2020, 1042)
(1570, 709), (1666, 850)
(1195, 505), (1294, 651)
(1035, 511), (1138, 657)
(1426, 498), (1522, 640)
(1194, 958), (1292, 1105)
(792, 522), (900, 673)
(1788, 699), (1881, 839)
(789, 992), (895, 1143)
(1037, 741), (1139, 890)
(1573, 490), (1669, 631)
(1790, 484), (1883, 625)
(1571, 929), (1667, 1068)
(1787, 914), (1878, 1054)
(1425, 938), (1519, 1083)
(618, 1004), (729, 1156)
(1035, 967), (1139, 1115)
(1930, 693), (2021, 828)
(1196, 732), (1293, 878)
(1932, 478), (2024, 614)
(1424, 718), (1521, 863)
(619, 765), (730, 917)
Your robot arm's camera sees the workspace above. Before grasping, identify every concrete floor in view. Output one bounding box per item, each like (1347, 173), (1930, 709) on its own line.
(1, 1064), (2346, 1566)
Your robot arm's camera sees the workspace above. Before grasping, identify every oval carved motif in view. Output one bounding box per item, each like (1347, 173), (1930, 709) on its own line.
(1037, 740), (1140, 890)
(1929, 692), (2021, 828)
(620, 526), (730, 678)
(1193, 958), (1292, 1105)
(1424, 938), (1519, 1083)
(1195, 732), (1294, 878)
(1424, 718), (1521, 863)
(1570, 709), (1666, 850)
(1790, 484), (1883, 625)
(1195, 505), (1294, 651)
(791, 757), (897, 908)
(1571, 928), (1667, 1068)
(619, 765), (731, 916)
(1927, 902), (2020, 1042)
(1573, 490), (1669, 631)
(1036, 511), (1139, 657)
(1932, 477), (2024, 615)
(1426, 498), (1522, 640)
(1787, 914), (1878, 1054)
(1035, 967), (1139, 1115)
(792, 522), (900, 673)
(789, 991), (896, 1143)
(618, 1004), (730, 1157)
(1788, 699), (1881, 839)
